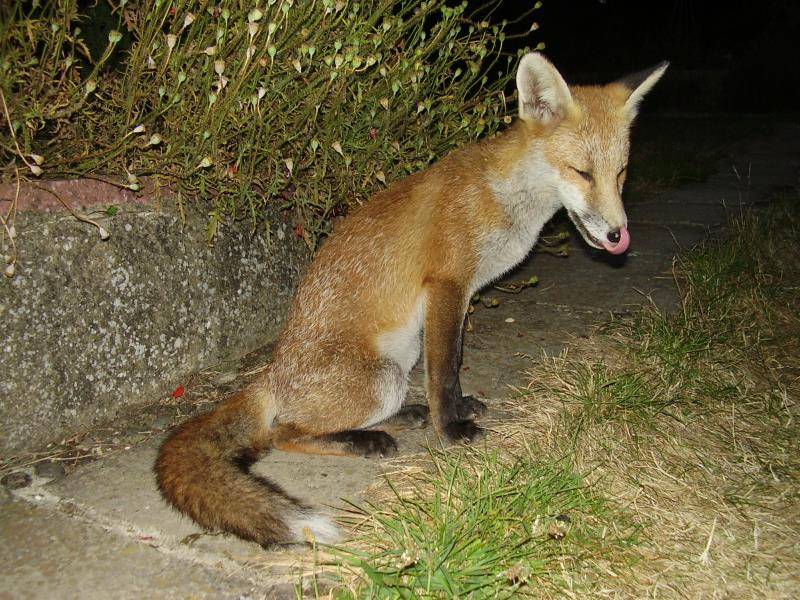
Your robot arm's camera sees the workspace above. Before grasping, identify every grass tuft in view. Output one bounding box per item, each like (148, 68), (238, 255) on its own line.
(332, 447), (641, 598)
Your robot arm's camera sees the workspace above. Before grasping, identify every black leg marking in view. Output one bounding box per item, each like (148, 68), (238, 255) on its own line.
(438, 312), (484, 443)
(324, 430), (398, 458)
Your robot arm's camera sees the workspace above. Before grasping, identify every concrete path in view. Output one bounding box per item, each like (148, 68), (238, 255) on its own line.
(3, 120), (799, 599)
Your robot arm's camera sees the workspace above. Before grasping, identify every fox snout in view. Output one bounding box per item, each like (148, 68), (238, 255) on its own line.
(604, 227), (630, 254)
(566, 207), (630, 255)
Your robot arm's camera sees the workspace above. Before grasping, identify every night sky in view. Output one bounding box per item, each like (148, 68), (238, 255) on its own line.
(477, 0), (800, 112)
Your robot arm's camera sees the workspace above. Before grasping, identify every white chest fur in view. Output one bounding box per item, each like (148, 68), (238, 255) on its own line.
(472, 151), (563, 292)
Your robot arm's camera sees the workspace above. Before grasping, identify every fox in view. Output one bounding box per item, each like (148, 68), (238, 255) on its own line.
(155, 53), (667, 547)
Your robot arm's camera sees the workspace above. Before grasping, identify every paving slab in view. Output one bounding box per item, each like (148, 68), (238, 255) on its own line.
(3, 119), (799, 599)
(0, 501), (267, 600)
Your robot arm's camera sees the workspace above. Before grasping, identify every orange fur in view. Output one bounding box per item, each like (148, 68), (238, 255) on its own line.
(155, 53), (667, 547)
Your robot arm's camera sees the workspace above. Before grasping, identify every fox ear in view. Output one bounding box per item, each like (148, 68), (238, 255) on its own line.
(616, 61), (669, 118)
(516, 53), (574, 128)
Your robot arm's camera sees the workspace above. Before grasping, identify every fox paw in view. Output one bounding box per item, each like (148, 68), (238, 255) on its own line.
(456, 395), (487, 420)
(443, 420), (484, 444)
(393, 404), (430, 429)
(336, 430), (399, 458)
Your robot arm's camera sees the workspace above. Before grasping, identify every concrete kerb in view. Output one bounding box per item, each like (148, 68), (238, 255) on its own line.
(0, 188), (309, 457)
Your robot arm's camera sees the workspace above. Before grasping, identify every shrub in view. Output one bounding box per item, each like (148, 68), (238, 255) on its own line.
(1, 0), (540, 248)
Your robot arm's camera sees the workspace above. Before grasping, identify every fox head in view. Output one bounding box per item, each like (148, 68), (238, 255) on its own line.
(516, 53), (668, 254)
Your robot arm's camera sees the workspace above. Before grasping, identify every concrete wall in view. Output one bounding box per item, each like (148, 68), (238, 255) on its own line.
(0, 196), (309, 456)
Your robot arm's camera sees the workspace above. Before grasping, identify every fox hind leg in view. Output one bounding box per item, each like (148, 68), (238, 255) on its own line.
(274, 428), (399, 458)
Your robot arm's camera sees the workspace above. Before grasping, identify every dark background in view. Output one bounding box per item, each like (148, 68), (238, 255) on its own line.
(474, 0), (800, 112)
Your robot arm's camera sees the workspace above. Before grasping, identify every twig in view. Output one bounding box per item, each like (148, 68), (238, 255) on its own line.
(29, 184), (110, 240)
(698, 516), (717, 565)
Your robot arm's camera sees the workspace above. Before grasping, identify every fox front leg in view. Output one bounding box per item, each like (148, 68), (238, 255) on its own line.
(452, 313), (487, 421)
(424, 280), (485, 442)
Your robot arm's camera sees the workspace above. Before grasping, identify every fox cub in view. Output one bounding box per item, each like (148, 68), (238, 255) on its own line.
(156, 53), (667, 546)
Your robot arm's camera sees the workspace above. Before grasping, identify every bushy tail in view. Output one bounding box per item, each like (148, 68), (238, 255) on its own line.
(154, 391), (339, 547)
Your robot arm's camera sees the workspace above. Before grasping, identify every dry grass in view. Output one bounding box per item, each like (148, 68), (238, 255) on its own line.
(500, 346), (799, 598)
(497, 193), (800, 598)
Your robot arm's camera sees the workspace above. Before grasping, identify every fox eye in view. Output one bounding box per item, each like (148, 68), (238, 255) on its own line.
(571, 167), (593, 183)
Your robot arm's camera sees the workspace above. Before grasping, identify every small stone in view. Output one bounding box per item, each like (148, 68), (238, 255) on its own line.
(34, 461), (66, 480)
(1, 471), (32, 489)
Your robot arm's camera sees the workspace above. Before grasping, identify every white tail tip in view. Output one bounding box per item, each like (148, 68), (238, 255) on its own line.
(288, 511), (341, 545)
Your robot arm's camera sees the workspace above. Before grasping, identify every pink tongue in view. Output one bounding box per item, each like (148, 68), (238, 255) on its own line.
(602, 226), (630, 255)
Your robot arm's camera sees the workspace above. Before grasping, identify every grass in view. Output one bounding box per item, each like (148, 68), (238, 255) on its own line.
(322, 190), (800, 598)
(330, 449), (641, 598)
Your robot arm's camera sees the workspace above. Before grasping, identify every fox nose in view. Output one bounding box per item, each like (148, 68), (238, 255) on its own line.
(607, 230), (621, 244)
